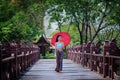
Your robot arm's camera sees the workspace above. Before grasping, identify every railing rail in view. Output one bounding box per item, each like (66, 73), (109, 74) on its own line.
(0, 42), (40, 80)
(67, 41), (120, 80)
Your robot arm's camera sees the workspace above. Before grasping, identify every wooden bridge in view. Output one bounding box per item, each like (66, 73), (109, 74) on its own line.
(0, 40), (120, 80)
(19, 59), (104, 80)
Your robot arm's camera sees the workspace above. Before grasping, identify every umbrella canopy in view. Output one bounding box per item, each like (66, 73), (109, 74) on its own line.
(51, 32), (71, 46)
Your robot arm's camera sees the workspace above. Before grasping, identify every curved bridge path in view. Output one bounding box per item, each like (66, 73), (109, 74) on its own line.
(19, 59), (105, 80)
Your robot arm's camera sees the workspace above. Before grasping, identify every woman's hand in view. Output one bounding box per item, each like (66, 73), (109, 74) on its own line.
(58, 49), (63, 52)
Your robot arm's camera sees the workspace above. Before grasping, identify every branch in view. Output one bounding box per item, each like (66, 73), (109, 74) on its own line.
(115, 31), (120, 39)
(91, 2), (109, 42)
(99, 26), (108, 31)
(97, 1), (109, 30)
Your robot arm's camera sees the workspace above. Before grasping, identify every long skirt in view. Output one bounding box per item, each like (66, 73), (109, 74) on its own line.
(55, 50), (64, 71)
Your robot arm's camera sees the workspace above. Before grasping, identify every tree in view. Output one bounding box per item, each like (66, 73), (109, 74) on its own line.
(46, 0), (120, 44)
(47, 5), (68, 32)
(0, 0), (46, 43)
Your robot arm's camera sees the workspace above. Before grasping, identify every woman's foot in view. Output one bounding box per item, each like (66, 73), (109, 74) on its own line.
(55, 69), (59, 72)
(55, 68), (60, 72)
(56, 70), (60, 72)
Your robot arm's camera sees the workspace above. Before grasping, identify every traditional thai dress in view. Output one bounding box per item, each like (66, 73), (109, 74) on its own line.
(55, 42), (64, 71)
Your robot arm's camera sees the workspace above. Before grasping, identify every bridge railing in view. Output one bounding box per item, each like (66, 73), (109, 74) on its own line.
(0, 41), (40, 80)
(66, 41), (120, 80)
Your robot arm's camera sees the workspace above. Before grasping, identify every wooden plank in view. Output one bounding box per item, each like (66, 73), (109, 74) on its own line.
(2, 56), (14, 62)
(19, 59), (105, 80)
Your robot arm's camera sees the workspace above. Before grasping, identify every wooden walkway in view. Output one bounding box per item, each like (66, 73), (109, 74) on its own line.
(19, 59), (105, 80)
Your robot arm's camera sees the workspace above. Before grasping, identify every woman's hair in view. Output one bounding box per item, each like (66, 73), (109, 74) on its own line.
(56, 35), (61, 42)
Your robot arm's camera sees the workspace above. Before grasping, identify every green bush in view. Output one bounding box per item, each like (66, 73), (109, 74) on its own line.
(40, 51), (67, 59)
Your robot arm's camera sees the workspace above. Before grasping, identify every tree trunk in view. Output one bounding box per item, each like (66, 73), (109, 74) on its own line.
(76, 24), (83, 44)
(85, 9), (88, 43)
(85, 24), (88, 43)
(58, 22), (62, 32)
(115, 31), (120, 40)
(91, 14), (106, 42)
(91, 30), (100, 42)
(67, 24), (71, 33)
(89, 25), (92, 41)
(91, 1), (109, 42)
(80, 32), (83, 44)
(109, 30), (114, 40)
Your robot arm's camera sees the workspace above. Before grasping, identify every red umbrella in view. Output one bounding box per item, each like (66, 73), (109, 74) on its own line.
(51, 32), (71, 46)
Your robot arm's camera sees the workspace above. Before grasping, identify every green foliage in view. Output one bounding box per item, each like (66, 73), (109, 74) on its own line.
(40, 52), (55, 59)
(0, 0), (46, 43)
(97, 25), (120, 45)
(27, 3), (45, 28)
(46, 0), (120, 45)
(0, 11), (43, 43)
(1, 0), (120, 46)
(40, 51), (67, 59)
(62, 25), (80, 45)
(0, 0), (17, 22)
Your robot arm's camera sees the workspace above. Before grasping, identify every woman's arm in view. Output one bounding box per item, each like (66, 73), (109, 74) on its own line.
(55, 43), (57, 53)
(62, 42), (64, 50)
(54, 43), (57, 56)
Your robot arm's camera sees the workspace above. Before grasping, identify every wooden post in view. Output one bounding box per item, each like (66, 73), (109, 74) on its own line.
(103, 46), (106, 78)
(103, 41), (110, 78)
(0, 44), (2, 80)
(90, 43), (95, 71)
(12, 43), (18, 79)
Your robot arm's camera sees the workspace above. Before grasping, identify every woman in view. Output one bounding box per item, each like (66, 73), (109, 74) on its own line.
(55, 35), (64, 72)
